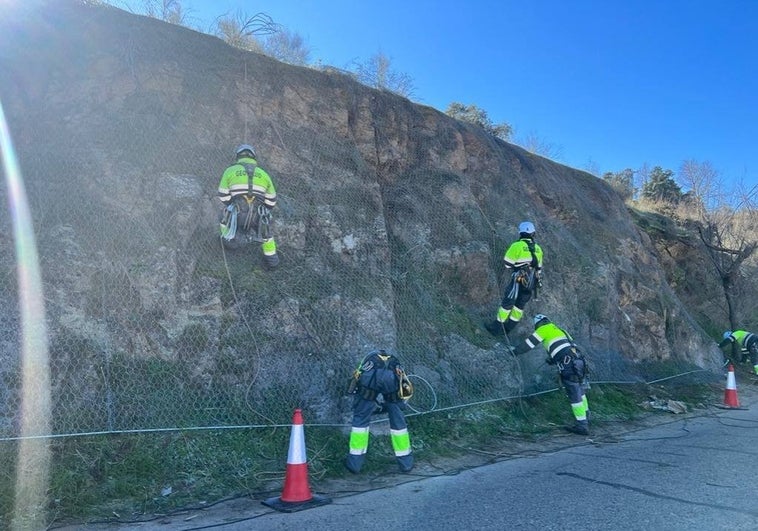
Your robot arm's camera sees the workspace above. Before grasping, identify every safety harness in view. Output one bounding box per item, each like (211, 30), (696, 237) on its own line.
(348, 351), (413, 403)
(522, 239), (540, 291)
(241, 162), (259, 233)
(242, 162), (257, 198)
(510, 239), (540, 294)
(220, 162), (272, 243)
(552, 327), (588, 383)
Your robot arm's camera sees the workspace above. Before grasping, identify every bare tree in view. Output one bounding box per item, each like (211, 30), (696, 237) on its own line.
(679, 160), (758, 328)
(582, 158), (601, 177)
(515, 131), (563, 161)
(103, 0), (190, 25)
(678, 159), (721, 214)
(635, 163), (651, 198)
(261, 29), (311, 66)
(352, 51), (415, 98)
(212, 11), (278, 52)
(140, 0), (189, 25)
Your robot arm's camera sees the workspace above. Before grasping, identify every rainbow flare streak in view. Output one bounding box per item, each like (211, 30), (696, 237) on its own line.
(1, 100), (52, 529)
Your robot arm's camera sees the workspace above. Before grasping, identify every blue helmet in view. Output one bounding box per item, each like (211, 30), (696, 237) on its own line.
(235, 144), (256, 159)
(723, 331), (732, 340)
(533, 314), (550, 326)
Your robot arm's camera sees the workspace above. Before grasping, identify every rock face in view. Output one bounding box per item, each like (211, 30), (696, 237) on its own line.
(0, 1), (722, 429)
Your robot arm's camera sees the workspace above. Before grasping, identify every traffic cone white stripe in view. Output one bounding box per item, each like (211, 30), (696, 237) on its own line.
(287, 423), (306, 464)
(723, 364), (740, 408)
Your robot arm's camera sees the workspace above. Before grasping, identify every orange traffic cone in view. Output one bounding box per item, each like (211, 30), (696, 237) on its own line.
(723, 364), (740, 408)
(263, 409), (331, 513)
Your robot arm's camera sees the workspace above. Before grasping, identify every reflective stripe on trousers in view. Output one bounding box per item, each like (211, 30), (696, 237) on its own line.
(571, 394), (589, 422)
(349, 426), (369, 455)
(497, 305), (524, 323)
(391, 428), (411, 456)
(261, 237), (277, 255)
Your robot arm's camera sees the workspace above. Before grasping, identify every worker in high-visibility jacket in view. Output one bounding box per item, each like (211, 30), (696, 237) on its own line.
(486, 221), (543, 336)
(345, 349), (414, 474)
(511, 314), (591, 435)
(719, 330), (758, 374)
(217, 144), (279, 269)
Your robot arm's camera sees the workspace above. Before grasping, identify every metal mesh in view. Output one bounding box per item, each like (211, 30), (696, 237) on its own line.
(0, 1), (729, 443)
(0, 124), (719, 440)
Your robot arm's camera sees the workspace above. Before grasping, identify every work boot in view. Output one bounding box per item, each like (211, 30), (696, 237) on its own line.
(397, 455), (414, 473)
(263, 253), (280, 270)
(344, 457), (361, 474)
(485, 321), (504, 336)
(565, 420), (590, 436)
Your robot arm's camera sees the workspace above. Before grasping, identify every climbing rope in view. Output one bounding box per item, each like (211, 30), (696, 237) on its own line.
(219, 234), (275, 425)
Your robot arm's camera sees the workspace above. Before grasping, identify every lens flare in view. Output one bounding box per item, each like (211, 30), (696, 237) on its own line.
(0, 99), (52, 529)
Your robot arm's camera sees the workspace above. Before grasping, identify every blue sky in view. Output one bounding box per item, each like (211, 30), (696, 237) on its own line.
(180, 0), (756, 190)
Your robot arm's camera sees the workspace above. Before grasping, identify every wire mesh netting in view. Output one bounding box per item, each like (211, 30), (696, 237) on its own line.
(0, 126), (722, 442)
(0, 1), (729, 446)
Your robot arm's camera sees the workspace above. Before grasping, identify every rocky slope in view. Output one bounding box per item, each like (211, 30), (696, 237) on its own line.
(0, 0), (723, 428)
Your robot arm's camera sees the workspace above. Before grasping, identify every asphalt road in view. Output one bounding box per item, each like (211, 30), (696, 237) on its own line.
(57, 386), (758, 531)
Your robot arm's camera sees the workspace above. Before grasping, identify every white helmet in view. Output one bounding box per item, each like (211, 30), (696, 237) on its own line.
(723, 331), (732, 340)
(533, 314), (549, 326)
(519, 221), (535, 235)
(235, 144), (256, 159)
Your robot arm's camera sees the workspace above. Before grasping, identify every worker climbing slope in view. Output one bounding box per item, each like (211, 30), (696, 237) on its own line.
(217, 143), (279, 269)
(486, 221), (544, 336)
